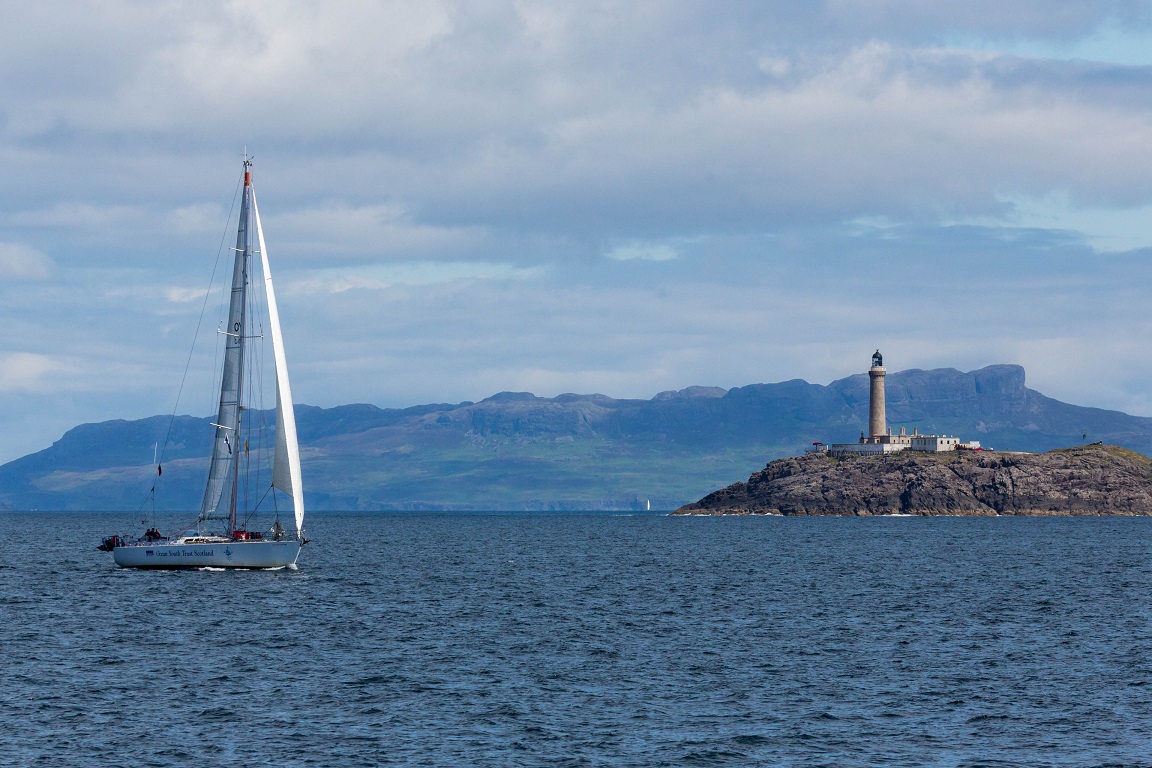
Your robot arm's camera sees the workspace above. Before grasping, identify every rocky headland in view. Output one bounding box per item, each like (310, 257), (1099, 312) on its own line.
(673, 444), (1152, 516)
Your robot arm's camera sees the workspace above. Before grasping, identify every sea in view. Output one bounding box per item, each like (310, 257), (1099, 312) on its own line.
(2, 511), (1152, 768)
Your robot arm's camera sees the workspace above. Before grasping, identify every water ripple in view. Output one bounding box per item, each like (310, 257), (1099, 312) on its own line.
(2, 512), (1152, 766)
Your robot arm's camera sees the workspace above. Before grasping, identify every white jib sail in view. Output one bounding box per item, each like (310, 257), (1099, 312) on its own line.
(252, 190), (305, 535)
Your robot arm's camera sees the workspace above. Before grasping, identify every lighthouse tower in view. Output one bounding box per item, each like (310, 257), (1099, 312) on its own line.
(868, 350), (886, 439)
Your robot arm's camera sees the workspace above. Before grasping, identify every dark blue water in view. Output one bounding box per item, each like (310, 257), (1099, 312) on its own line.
(2, 512), (1152, 767)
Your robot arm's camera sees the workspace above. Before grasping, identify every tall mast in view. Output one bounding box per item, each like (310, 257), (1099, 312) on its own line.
(229, 159), (253, 532)
(199, 159), (252, 527)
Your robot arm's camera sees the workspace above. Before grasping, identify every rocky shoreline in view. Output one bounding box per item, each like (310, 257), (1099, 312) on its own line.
(673, 444), (1152, 516)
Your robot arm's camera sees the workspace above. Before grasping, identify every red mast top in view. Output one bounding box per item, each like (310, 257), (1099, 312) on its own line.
(244, 158), (252, 187)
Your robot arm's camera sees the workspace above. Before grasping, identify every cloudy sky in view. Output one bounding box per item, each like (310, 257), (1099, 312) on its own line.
(2, 1), (1152, 462)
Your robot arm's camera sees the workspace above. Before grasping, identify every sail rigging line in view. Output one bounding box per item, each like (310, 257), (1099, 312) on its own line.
(163, 173), (244, 466)
(133, 173), (244, 517)
(239, 483), (276, 530)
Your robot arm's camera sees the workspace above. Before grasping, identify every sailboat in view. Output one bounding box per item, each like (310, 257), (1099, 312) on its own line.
(99, 159), (305, 569)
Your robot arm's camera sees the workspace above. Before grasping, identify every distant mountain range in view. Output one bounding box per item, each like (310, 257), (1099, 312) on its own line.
(3, 364), (1151, 512)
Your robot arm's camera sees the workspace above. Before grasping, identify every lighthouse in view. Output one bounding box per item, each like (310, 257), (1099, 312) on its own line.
(826, 350), (976, 457)
(868, 349), (886, 438)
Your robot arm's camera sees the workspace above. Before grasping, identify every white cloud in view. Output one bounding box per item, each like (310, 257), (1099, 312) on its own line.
(604, 241), (680, 262)
(164, 286), (210, 303)
(266, 204), (489, 261)
(169, 203), (226, 234)
(287, 261), (544, 295)
(5, 203), (140, 231)
(0, 243), (55, 280)
(0, 353), (72, 392)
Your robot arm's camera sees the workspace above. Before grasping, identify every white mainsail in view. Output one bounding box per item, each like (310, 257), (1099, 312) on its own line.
(252, 190), (305, 535)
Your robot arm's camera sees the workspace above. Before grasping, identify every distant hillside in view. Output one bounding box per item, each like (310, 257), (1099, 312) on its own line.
(3, 364), (1152, 511)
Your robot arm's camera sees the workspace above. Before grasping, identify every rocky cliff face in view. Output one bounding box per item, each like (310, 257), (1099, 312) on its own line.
(674, 444), (1152, 516)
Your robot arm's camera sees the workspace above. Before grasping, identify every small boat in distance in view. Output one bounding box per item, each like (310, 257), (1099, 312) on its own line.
(99, 159), (306, 569)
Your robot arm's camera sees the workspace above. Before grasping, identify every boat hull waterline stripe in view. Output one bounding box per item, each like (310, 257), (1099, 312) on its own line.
(113, 540), (301, 569)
